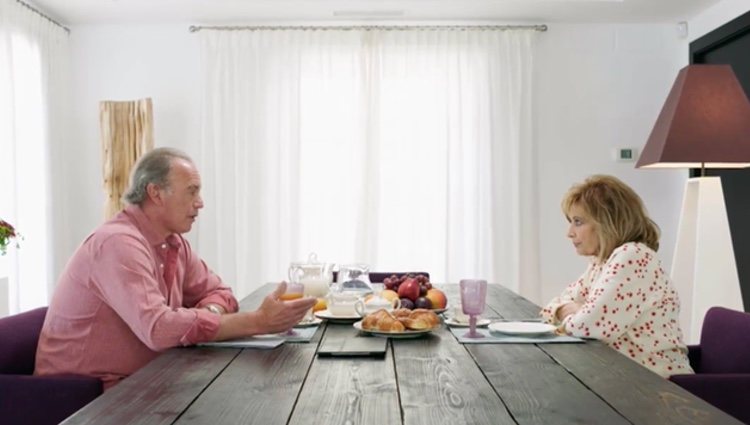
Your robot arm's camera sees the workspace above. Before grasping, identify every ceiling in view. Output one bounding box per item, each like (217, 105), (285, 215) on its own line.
(29, 0), (722, 26)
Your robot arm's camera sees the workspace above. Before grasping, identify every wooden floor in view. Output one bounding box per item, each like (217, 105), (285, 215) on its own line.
(62, 284), (741, 425)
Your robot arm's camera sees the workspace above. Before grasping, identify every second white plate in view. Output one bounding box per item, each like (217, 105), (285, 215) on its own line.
(314, 309), (361, 322)
(488, 322), (556, 336)
(444, 317), (491, 328)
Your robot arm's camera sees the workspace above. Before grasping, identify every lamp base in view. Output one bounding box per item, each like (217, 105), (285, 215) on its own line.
(671, 177), (744, 344)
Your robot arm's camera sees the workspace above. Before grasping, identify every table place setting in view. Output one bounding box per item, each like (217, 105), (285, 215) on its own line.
(446, 279), (584, 344)
(276, 324), (320, 342)
(444, 316), (491, 328)
(198, 322), (321, 349)
(198, 336), (284, 349)
(443, 301), (492, 327)
(449, 325), (583, 344)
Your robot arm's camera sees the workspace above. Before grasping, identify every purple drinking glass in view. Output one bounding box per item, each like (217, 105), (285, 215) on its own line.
(460, 279), (487, 338)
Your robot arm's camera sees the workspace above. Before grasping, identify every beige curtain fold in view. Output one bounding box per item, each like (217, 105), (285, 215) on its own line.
(100, 98), (154, 219)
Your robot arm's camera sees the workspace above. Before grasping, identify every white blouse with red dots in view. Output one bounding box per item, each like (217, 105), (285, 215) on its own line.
(541, 242), (694, 377)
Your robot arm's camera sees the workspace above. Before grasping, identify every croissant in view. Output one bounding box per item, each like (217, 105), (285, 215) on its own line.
(362, 309), (406, 332)
(391, 308), (413, 319)
(362, 308), (440, 332)
(398, 309), (441, 330)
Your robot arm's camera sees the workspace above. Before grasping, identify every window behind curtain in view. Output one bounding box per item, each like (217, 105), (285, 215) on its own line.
(198, 29), (538, 299)
(0, 1), (68, 315)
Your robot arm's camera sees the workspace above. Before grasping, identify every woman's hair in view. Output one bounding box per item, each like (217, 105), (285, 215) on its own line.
(561, 174), (660, 261)
(123, 147), (193, 205)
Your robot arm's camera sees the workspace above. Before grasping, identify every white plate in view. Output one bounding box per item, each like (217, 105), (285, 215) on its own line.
(294, 317), (323, 328)
(315, 309), (361, 322)
(444, 317), (491, 328)
(488, 322), (557, 336)
(353, 321), (438, 339)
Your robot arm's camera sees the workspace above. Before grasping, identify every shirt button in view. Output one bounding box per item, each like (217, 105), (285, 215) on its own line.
(160, 264), (164, 268)
(161, 244), (167, 249)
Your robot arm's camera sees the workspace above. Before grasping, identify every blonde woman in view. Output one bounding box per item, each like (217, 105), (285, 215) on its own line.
(541, 175), (693, 377)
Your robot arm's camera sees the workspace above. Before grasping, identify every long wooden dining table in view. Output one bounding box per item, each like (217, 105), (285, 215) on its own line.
(61, 283), (741, 425)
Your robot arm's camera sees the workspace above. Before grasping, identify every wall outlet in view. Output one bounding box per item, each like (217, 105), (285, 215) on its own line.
(613, 147), (637, 162)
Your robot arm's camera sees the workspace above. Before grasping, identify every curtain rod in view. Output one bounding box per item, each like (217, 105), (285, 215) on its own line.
(189, 24), (547, 33)
(16, 0), (70, 33)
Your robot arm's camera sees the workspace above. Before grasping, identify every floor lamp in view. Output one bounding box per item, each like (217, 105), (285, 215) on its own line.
(636, 64), (750, 343)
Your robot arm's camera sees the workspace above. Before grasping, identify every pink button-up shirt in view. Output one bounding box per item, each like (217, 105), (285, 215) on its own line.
(35, 205), (238, 389)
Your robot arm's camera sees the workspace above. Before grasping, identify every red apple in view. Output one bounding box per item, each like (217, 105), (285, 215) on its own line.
(397, 277), (420, 301)
(425, 288), (447, 309)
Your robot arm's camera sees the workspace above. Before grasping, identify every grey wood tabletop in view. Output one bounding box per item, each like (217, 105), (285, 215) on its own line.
(61, 283), (742, 425)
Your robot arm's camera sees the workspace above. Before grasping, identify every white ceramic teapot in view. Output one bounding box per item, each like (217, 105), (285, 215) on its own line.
(326, 291), (361, 317)
(354, 293), (401, 317)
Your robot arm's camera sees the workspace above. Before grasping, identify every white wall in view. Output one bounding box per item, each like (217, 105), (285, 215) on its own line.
(534, 24), (686, 304)
(62, 22), (687, 306)
(62, 24), (201, 274)
(689, 0), (750, 41)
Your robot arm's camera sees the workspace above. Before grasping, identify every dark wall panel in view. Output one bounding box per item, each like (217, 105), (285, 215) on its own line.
(690, 9), (750, 311)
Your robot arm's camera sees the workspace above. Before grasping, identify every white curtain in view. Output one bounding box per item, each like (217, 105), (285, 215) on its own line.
(197, 28), (539, 300)
(0, 0), (69, 315)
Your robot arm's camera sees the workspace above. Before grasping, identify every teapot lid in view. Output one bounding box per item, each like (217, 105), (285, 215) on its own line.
(289, 253), (335, 276)
(290, 253), (323, 267)
(301, 252), (320, 264)
(338, 263), (370, 275)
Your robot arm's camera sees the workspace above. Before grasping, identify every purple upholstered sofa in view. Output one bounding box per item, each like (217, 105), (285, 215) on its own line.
(669, 307), (750, 424)
(0, 307), (103, 425)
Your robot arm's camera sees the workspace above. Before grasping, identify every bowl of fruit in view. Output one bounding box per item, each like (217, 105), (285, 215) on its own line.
(381, 274), (448, 314)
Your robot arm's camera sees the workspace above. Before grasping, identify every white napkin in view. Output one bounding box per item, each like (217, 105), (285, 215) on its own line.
(198, 337), (284, 349)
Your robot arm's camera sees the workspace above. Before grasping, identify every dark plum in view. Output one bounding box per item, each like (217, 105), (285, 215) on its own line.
(414, 297), (432, 309)
(400, 298), (415, 310)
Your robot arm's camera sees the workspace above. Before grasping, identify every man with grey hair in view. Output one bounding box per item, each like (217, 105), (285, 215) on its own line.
(35, 147), (315, 390)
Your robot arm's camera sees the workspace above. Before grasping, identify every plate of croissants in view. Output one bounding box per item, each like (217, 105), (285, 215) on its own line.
(354, 308), (442, 338)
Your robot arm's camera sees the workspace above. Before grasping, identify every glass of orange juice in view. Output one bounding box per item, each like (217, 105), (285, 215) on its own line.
(280, 282), (304, 301)
(280, 282), (304, 335)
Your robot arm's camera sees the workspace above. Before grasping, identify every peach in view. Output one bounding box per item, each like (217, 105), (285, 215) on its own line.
(380, 289), (399, 303)
(425, 288), (447, 309)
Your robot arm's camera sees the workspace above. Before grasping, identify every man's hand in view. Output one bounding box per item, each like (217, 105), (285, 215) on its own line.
(556, 302), (582, 322)
(212, 282), (316, 341)
(254, 282), (317, 334)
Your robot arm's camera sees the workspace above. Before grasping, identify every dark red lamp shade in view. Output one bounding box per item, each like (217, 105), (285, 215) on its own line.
(636, 64), (750, 169)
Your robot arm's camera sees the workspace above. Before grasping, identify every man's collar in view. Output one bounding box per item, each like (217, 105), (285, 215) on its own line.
(123, 204), (179, 248)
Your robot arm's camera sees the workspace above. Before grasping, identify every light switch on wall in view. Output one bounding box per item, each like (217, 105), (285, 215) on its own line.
(613, 147), (637, 162)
